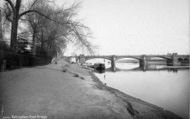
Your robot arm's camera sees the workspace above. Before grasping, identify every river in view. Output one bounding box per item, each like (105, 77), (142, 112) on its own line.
(86, 59), (189, 119)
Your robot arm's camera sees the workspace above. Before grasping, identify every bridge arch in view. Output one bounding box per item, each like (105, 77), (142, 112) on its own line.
(115, 56), (141, 61)
(183, 58), (188, 61)
(115, 57), (140, 63)
(149, 56), (170, 60)
(84, 57), (112, 69)
(178, 57), (189, 63)
(85, 57), (111, 62)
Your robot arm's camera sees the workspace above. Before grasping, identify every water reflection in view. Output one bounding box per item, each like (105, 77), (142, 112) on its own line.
(94, 62), (189, 119)
(106, 64), (189, 73)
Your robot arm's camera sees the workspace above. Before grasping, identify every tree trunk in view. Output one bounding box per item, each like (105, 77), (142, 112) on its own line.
(0, 10), (2, 40)
(32, 30), (37, 55)
(10, 0), (21, 49)
(40, 30), (44, 49)
(10, 16), (19, 49)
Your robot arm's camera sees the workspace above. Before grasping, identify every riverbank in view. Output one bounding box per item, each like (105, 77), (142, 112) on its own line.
(0, 60), (183, 119)
(89, 73), (184, 119)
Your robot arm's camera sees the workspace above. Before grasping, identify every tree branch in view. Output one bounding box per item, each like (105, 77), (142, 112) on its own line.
(19, 9), (76, 26)
(19, 9), (39, 18)
(4, 0), (15, 12)
(29, 0), (40, 9)
(4, 3), (13, 22)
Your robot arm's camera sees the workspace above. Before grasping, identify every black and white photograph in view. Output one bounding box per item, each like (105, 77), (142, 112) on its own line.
(0, 0), (189, 119)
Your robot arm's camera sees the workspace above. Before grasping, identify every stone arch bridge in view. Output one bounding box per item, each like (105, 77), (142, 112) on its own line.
(66, 53), (189, 71)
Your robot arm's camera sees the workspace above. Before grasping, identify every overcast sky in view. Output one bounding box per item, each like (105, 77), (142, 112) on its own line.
(1, 0), (189, 55)
(59, 0), (189, 55)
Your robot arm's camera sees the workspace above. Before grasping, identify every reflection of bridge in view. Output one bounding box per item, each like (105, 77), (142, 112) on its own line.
(66, 53), (190, 71)
(106, 65), (190, 72)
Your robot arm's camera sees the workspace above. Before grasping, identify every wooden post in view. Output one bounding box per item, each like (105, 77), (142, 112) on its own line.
(1, 60), (6, 71)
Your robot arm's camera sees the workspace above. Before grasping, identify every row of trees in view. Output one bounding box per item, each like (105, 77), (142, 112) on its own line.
(1, 0), (94, 58)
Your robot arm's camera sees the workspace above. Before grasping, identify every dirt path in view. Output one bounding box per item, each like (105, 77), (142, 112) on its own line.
(0, 60), (183, 119)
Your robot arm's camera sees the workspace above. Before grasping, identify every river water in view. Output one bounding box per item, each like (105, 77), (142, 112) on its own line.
(87, 59), (189, 119)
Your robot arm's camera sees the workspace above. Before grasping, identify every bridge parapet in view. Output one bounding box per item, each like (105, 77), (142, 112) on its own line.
(84, 55), (112, 61)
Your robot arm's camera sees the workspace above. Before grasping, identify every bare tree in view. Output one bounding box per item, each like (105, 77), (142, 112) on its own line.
(3, 0), (94, 57)
(26, 2), (94, 58)
(3, 0), (47, 49)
